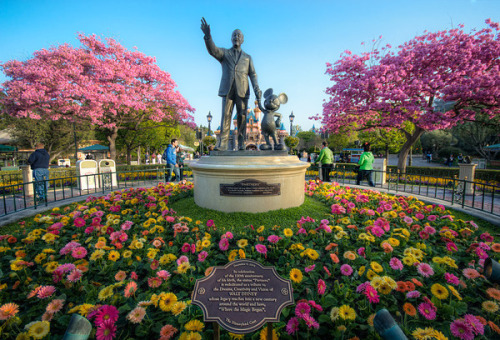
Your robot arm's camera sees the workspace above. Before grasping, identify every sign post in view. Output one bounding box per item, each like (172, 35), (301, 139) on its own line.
(192, 259), (294, 335)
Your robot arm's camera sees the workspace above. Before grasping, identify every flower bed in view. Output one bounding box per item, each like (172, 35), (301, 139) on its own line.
(0, 180), (499, 339)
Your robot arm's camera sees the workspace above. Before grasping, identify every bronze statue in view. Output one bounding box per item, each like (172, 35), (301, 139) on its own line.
(259, 89), (287, 150)
(201, 17), (262, 151)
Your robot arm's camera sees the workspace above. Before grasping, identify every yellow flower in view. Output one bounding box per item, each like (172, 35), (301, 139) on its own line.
(257, 226), (265, 233)
(482, 300), (499, 313)
(238, 249), (246, 259)
(229, 333), (245, 340)
(366, 269), (377, 281)
(402, 256), (415, 266)
(412, 327), (437, 340)
(159, 254), (177, 265)
(304, 248), (319, 260)
(283, 228), (293, 237)
(228, 250), (238, 262)
(34, 253), (47, 264)
(202, 239), (211, 248)
(98, 286), (114, 301)
(370, 261), (384, 273)
(16, 332), (30, 340)
(259, 327), (278, 340)
(28, 321), (50, 339)
(358, 266), (366, 276)
(90, 250), (105, 261)
(44, 261), (59, 273)
(122, 250), (133, 259)
(179, 332), (202, 340)
(172, 301), (188, 316)
(236, 239), (247, 248)
(159, 293), (178, 312)
(108, 250), (120, 262)
(185, 319), (205, 332)
(431, 283), (449, 300)
(289, 268), (303, 283)
(178, 262), (191, 274)
(387, 238), (400, 246)
(338, 305), (356, 320)
(42, 233), (58, 243)
(447, 285), (462, 300)
(147, 248), (159, 259)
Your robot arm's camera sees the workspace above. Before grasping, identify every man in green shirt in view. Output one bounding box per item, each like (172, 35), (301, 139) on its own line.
(356, 142), (375, 187)
(315, 141), (334, 182)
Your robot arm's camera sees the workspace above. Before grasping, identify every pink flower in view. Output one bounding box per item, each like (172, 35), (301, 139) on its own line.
(286, 317), (299, 335)
(73, 217), (86, 227)
(71, 246), (88, 259)
(450, 319), (474, 340)
(255, 244), (267, 256)
(308, 300), (323, 311)
(206, 219), (214, 227)
(147, 277), (163, 288)
(67, 269), (83, 282)
(357, 247), (366, 258)
(417, 263), (434, 277)
(176, 256), (189, 266)
(427, 215), (437, 221)
(305, 264), (315, 273)
(403, 216), (413, 224)
(446, 242), (458, 252)
(181, 243), (191, 253)
(95, 320), (117, 340)
(157, 270), (171, 280)
(340, 264), (353, 276)
(424, 225), (436, 234)
(418, 302), (436, 320)
(419, 231), (429, 240)
(224, 231), (233, 239)
(317, 279), (326, 295)
(198, 251), (208, 262)
(267, 235), (281, 244)
(364, 285), (379, 303)
(303, 314), (320, 329)
(406, 290), (421, 299)
(295, 302), (310, 319)
(389, 257), (403, 270)
(463, 268), (480, 279)
(219, 238), (229, 251)
(331, 204), (346, 214)
(464, 314), (484, 335)
(121, 221), (133, 230)
(371, 226), (385, 237)
(356, 281), (370, 293)
(37, 285), (56, 299)
(95, 305), (119, 326)
(445, 273), (460, 285)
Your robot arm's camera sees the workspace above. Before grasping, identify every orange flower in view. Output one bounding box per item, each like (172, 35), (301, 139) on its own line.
(488, 321), (500, 334)
(405, 282), (415, 291)
(346, 225), (358, 230)
(15, 250), (26, 258)
(7, 236), (17, 244)
(0, 303), (19, 320)
(325, 243), (338, 251)
(475, 315), (487, 325)
(396, 281), (407, 292)
(491, 243), (500, 252)
(168, 241), (174, 247)
(411, 278), (423, 287)
(403, 303), (416, 316)
(486, 288), (500, 301)
(330, 253), (339, 264)
(258, 236), (265, 242)
(12, 281), (20, 289)
(205, 267), (214, 276)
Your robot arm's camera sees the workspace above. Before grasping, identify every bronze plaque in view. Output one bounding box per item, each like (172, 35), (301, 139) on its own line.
(192, 259), (294, 334)
(220, 179), (280, 196)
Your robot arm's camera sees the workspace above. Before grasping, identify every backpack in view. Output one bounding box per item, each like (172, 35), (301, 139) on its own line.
(162, 148), (169, 161)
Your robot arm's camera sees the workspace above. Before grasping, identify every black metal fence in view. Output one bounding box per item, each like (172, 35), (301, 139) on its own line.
(1, 164), (499, 218)
(0, 167), (193, 217)
(307, 164), (500, 217)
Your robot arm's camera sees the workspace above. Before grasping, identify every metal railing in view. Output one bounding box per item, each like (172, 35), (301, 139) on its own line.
(306, 164), (500, 217)
(0, 167), (193, 217)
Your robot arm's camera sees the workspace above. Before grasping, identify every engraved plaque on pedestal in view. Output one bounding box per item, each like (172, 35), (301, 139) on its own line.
(220, 179), (280, 196)
(191, 259), (294, 334)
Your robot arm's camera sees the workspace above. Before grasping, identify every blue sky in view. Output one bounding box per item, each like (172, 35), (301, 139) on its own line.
(1, 0), (498, 132)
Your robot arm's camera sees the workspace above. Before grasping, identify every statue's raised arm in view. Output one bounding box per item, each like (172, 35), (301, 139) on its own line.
(201, 17), (211, 37)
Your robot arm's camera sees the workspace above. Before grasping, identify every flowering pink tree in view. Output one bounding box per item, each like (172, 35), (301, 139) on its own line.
(319, 19), (499, 172)
(1, 34), (195, 160)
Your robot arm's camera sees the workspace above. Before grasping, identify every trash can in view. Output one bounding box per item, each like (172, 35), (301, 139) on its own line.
(98, 159), (117, 190)
(373, 158), (387, 185)
(76, 160), (98, 190)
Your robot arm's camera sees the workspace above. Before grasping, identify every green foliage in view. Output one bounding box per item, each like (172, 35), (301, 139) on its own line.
(169, 196), (331, 228)
(359, 128), (406, 154)
(420, 130), (456, 154)
(452, 113), (500, 160)
(327, 125), (359, 152)
(284, 136), (299, 152)
(296, 131), (321, 151)
(437, 146), (464, 159)
(202, 136), (216, 147)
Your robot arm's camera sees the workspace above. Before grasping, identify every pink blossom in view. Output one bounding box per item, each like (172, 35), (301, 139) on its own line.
(255, 244), (267, 256)
(286, 317), (299, 335)
(157, 270), (171, 280)
(176, 256), (189, 266)
(219, 238), (229, 251)
(340, 264), (353, 276)
(71, 247), (88, 259)
(67, 269), (83, 282)
(267, 235), (281, 244)
(198, 251), (208, 262)
(317, 279), (326, 295)
(389, 257), (403, 270)
(305, 264), (315, 273)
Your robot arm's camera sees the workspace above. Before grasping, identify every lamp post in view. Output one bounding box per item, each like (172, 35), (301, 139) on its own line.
(289, 111), (295, 136)
(207, 111), (212, 137)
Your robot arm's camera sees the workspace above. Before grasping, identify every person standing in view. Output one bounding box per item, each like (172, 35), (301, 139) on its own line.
(176, 146), (185, 181)
(201, 18), (262, 151)
(28, 143), (50, 202)
(315, 141), (334, 182)
(163, 139), (179, 182)
(356, 142), (375, 187)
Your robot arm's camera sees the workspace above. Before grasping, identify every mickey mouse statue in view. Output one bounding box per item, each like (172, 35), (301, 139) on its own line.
(258, 88), (287, 150)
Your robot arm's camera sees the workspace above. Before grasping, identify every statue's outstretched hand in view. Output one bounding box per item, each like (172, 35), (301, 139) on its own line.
(257, 99), (265, 112)
(201, 17), (211, 37)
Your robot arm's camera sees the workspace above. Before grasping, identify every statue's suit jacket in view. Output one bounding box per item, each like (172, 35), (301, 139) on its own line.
(204, 36), (260, 99)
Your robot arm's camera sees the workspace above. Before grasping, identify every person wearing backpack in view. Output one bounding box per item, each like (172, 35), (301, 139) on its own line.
(163, 139), (180, 182)
(356, 142), (375, 187)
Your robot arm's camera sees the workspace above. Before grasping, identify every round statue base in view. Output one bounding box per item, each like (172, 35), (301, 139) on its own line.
(187, 150), (309, 213)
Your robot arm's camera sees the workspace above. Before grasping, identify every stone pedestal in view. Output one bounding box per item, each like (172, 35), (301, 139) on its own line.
(459, 163), (477, 195)
(188, 150), (310, 213)
(20, 165), (34, 197)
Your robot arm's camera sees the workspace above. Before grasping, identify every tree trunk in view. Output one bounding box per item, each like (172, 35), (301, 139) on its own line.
(126, 146), (132, 165)
(106, 127), (119, 160)
(397, 127), (425, 173)
(385, 147), (389, 161)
